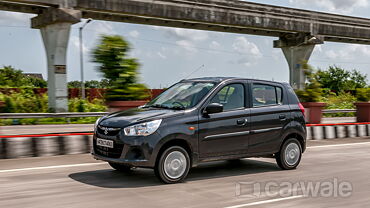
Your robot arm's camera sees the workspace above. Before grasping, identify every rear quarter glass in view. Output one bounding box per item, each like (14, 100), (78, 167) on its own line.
(285, 84), (300, 104)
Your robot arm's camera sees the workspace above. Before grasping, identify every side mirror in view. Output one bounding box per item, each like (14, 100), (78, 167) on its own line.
(204, 103), (223, 115)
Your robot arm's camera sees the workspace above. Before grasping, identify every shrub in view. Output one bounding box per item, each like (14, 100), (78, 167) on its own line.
(320, 92), (357, 117)
(0, 91), (107, 125)
(355, 88), (370, 102)
(0, 89), (48, 113)
(68, 98), (107, 112)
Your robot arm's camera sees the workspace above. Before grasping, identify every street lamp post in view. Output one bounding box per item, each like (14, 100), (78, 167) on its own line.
(79, 18), (92, 99)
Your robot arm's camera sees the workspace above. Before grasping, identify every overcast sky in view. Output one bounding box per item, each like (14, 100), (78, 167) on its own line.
(1, 0), (370, 88)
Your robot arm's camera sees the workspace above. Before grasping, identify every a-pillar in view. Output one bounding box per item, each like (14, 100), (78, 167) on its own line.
(274, 33), (324, 90)
(31, 8), (81, 112)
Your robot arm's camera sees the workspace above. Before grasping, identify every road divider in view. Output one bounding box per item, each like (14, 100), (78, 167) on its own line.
(307, 123), (370, 140)
(0, 134), (93, 159)
(0, 123), (369, 159)
(0, 132), (93, 138)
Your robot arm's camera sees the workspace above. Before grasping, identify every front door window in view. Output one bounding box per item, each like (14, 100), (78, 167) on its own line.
(210, 84), (245, 111)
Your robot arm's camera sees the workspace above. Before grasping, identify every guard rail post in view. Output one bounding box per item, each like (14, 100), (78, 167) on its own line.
(57, 136), (66, 155)
(0, 138), (8, 159)
(82, 135), (91, 153)
(30, 137), (39, 157)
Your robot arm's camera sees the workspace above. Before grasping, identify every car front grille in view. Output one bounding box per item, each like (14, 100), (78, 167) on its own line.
(96, 125), (121, 136)
(93, 140), (124, 159)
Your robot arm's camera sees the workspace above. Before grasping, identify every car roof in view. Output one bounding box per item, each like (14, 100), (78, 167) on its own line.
(183, 77), (289, 86)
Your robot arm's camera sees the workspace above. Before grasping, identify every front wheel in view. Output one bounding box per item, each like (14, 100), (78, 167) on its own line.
(109, 162), (133, 172)
(155, 146), (190, 184)
(276, 138), (302, 170)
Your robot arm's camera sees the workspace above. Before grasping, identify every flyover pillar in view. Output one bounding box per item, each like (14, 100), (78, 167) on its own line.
(274, 34), (324, 90)
(31, 8), (81, 112)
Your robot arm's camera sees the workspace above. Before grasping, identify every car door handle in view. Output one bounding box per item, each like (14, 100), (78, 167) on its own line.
(279, 115), (286, 120)
(237, 118), (247, 126)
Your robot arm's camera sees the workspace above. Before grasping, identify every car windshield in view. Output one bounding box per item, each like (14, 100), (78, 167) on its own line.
(144, 82), (215, 110)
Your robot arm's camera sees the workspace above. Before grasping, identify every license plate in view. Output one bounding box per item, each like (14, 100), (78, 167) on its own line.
(97, 138), (114, 148)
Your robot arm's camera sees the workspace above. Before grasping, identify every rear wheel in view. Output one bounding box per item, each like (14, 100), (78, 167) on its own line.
(108, 162), (133, 172)
(155, 146), (190, 184)
(276, 138), (302, 170)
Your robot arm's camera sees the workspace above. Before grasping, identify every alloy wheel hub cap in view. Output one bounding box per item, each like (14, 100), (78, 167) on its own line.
(285, 143), (300, 166)
(164, 151), (187, 179)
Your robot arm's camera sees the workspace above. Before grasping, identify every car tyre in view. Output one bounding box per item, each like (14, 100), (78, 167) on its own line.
(276, 138), (302, 170)
(109, 162), (133, 172)
(155, 146), (190, 184)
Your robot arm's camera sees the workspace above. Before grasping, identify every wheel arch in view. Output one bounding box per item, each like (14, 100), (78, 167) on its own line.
(280, 132), (306, 153)
(155, 138), (194, 167)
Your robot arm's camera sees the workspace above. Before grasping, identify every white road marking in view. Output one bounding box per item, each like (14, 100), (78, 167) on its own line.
(224, 195), (304, 208)
(308, 141), (370, 149)
(0, 162), (106, 173)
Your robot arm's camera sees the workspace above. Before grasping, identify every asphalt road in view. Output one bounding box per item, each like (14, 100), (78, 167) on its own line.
(1, 138), (370, 208)
(0, 117), (356, 135)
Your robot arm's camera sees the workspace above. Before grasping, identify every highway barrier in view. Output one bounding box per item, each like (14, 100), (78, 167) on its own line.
(0, 122), (370, 159)
(0, 133), (93, 159)
(0, 109), (356, 119)
(307, 122), (370, 140)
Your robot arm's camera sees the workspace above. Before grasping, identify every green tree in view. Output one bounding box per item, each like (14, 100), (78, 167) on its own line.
(26, 75), (47, 88)
(68, 80), (81, 88)
(0, 66), (47, 88)
(92, 35), (149, 101)
(68, 79), (113, 89)
(0, 66), (27, 87)
(295, 62), (323, 102)
(99, 79), (112, 89)
(85, 80), (101, 88)
(316, 66), (367, 93)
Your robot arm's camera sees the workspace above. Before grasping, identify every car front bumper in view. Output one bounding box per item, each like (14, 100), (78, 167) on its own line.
(92, 152), (153, 167)
(91, 131), (162, 168)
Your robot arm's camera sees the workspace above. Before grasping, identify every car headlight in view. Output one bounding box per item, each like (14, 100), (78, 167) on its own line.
(124, 119), (162, 136)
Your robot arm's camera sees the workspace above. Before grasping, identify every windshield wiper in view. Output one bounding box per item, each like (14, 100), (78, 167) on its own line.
(142, 104), (170, 109)
(142, 104), (185, 110)
(167, 106), (185, 110)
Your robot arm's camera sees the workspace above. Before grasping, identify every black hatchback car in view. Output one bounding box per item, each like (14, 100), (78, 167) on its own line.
(92, 77), (306, 183)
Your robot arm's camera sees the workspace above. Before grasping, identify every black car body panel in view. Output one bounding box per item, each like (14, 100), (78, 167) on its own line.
(92, 77), (307, 168)
(99, 108), (185, 127)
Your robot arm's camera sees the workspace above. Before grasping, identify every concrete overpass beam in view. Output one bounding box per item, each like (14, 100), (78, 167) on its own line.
(31, 8), (81, 112)
(274, 34), (324, 90)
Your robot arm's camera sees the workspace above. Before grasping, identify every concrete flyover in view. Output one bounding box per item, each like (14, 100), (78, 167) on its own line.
(2, 0), (370, 110)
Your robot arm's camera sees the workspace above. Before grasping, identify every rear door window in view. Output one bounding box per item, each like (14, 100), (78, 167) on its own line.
(252, 84), (283, 107)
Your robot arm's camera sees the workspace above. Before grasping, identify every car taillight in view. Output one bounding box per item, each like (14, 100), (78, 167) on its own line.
(298, 103), (305, 115)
